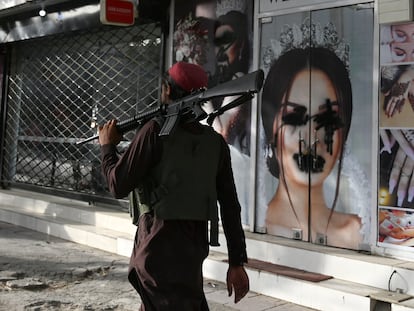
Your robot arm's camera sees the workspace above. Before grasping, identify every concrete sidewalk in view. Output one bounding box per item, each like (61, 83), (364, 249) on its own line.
(0, 221), (315, 311)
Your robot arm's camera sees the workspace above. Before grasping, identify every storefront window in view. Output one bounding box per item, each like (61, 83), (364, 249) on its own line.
(172, 0), (254, 226)
(379, 22), (414, 249)
(256, 5), (374, 250)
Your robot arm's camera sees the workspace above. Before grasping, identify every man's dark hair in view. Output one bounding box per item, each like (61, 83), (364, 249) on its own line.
(162, 72), (191, 100)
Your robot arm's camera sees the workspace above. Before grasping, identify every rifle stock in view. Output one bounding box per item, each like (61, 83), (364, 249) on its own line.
(76, 69), (264, 145)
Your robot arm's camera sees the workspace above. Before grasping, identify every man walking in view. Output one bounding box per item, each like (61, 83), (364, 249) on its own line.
(98, 61), (249, 310)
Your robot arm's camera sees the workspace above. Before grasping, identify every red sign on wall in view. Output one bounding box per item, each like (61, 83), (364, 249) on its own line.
(100, 0), (135, 26)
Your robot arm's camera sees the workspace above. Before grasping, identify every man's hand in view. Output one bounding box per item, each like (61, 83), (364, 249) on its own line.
(98, 119), (122, 146)
(226, 265), (249, 303)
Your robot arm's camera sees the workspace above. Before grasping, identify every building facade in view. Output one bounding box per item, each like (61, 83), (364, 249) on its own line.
(2, 1), (414, 308)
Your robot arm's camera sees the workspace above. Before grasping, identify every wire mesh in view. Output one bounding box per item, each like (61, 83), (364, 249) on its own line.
(2, 23), (162, 201)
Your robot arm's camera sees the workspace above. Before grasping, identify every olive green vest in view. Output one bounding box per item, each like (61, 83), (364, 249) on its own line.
(131, 124), (222, 246)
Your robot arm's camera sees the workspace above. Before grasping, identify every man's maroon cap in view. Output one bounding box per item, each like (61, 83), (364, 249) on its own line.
(168, 62), (208, 92)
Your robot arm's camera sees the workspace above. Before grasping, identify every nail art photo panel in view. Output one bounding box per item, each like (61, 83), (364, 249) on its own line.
(379, 128), (414, 210)
(378, 207), (414, 248)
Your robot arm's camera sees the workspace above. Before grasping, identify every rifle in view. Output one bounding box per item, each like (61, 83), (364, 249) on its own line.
(76, 69), (264, 145)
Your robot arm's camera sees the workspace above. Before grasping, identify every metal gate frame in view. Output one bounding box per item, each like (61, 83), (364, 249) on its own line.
(0, 22), (163, 207)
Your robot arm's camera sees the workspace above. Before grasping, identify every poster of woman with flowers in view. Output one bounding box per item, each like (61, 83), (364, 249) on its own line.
(172, 0), (253, 225)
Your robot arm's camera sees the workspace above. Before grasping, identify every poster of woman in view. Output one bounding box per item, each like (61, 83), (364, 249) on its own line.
(256, 7), (373, 250)
(172, 0), (254, 225)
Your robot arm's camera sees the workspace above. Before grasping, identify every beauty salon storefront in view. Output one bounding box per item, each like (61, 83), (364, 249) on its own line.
(170, 0), (414, 260)
(1, 0), (414, 256)
(170, 0), (375, 249)
(2, 0), (414, 301)
(3, 0), (414, 308)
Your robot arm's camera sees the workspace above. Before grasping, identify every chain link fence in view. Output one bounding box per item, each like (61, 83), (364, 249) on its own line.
(1, 23), (162, 204)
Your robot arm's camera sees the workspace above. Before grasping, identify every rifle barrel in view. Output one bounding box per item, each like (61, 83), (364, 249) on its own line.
(76, 69), (265, 145)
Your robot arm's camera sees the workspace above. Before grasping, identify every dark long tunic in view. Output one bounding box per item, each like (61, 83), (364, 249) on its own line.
(101, 120), (247, 311)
